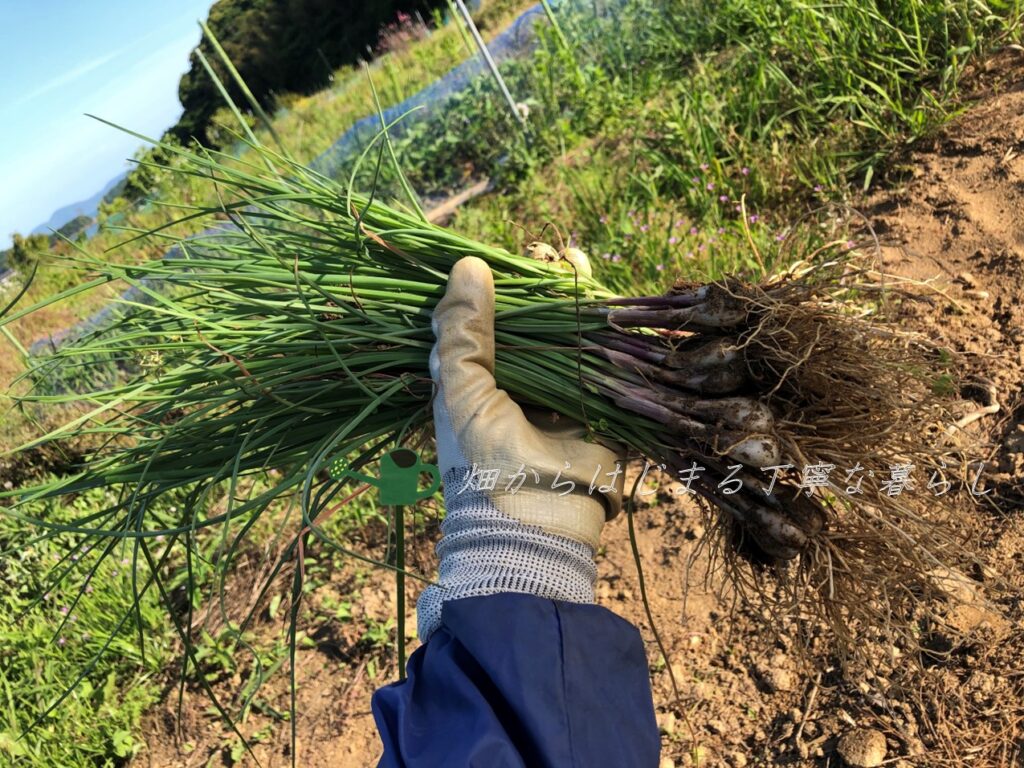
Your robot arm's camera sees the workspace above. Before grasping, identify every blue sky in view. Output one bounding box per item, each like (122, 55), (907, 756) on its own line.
(0, 0), (213, 248)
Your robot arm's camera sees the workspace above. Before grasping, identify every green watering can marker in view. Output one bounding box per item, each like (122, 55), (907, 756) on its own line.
(328, 447), (440, 506)
(326, 447), (440, 681)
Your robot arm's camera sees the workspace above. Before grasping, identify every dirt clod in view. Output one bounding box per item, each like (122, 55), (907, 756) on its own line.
(837, 727), (887, 767)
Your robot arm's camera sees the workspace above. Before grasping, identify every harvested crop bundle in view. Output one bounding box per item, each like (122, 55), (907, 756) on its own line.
(0, 138), (976, 655)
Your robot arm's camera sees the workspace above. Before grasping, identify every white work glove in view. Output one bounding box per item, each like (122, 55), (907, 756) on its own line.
(416, 254), (625, 641)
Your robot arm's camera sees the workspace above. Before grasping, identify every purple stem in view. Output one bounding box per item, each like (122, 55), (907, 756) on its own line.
(586, 331), (666, 363)
(603, 291), (706, 308)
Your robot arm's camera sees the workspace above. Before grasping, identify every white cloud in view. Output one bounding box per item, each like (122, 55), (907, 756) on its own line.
(6, 41), (136, 111)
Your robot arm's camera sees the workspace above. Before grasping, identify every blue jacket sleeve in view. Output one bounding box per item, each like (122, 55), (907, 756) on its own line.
(371, 593), (660, 768)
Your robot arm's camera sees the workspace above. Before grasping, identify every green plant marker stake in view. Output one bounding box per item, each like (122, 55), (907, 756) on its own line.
(395, 503), (406, 680)
(329, 448), (440, 680)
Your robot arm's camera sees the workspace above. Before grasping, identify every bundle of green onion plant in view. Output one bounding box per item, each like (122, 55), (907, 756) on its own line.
(1, 125), (979, 659)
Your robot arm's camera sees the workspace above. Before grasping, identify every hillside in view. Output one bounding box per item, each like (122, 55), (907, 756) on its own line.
(29, 173), (124, 238)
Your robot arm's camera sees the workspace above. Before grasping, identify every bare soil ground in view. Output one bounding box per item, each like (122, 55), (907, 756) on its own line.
(131, 51), (1024, 768)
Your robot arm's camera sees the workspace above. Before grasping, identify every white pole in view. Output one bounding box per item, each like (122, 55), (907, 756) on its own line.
(453, 0), (527, 129)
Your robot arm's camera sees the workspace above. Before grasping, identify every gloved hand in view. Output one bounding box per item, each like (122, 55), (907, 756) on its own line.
(416, 253), (625, 641)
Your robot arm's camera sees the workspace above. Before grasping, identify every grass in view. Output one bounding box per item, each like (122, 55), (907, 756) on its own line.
(0, 485), (175, 765)
(1, 0), (1022, 765)
(441, 0), (1023, 281)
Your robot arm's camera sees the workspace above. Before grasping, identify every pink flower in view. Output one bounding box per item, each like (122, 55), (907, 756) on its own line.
(814, 184), (823, 192)
(674, 219), (684, 228)
(775, 233), (786, 242)
(640, 224), (649, 232)
(668, 236), (678, 245)
(719, 195), (729, 202)
(601, 252), (611, 260)
(599, 215), (609, 224)
(689, 226), (698, 235)
(698, 244), (706, 252)
(734, 204), (742, 212)
(655, 264), (664, 271)
(57, 637), (66, 647)
(611, 254), (622, 263)
(749, 215), (759, 223)
(690, 177), (699, 184)
(60, 606), (69, 615)
(706, 182), (715, 191)
(741, 166), (750, 175)
(717, 227), (725, 234)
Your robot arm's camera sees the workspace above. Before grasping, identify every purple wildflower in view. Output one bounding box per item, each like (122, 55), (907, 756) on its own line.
(719, 194), (729, 203)
(689, 226), (698, 236)
(668, 236), (678, 245)
(611, 254), (622, 263)
(699, 163), (709, 171)
(640, 224), (649, 232)
(741, 166), (750, 175)
(599, 215), (609, 224)
(706, 182), (715, 191)
(601, 252), (611, 260)
(749, 215), (759, 223)
(655, 264), (664, 271)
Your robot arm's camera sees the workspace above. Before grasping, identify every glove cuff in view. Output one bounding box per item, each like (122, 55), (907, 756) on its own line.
(416, 468), (597, 642)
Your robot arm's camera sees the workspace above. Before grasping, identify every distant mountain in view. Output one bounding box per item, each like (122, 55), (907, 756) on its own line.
(30, 173), (126, 237)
